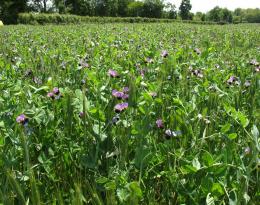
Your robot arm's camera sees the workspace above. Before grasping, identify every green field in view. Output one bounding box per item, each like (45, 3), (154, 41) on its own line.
(0, 23), (259, 204)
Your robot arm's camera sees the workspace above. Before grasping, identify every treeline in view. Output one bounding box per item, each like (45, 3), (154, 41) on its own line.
(194, 7), (260, 24)
(0, 0), (259, 24)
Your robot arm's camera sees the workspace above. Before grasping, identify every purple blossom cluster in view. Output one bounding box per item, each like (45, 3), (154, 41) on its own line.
(112, 89), (129, 100)
(16, 114), (28, 125)
(108, 69), (119, 78)
(47, 87), (62, 100)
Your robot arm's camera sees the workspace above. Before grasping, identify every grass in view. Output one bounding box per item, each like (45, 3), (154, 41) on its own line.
(0, 23), (259, 204)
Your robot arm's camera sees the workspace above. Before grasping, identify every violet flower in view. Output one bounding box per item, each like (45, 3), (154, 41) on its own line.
(161, 50), (168, 58)
(79, 111), (85, 118)
(108, 69), (119, 78)
(16, 114), (28, 125)
(53, 87), (60, 95)
(47, 92), (55, 99)
(227, 76), (239, 85)
(114, 102), (128, 113)
(145, 57), (154, 64)
(112, 90), (125, 100)
(156, 119), (164, 128)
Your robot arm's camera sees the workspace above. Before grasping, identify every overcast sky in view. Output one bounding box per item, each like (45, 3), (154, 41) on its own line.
(169, 0), (260, 12)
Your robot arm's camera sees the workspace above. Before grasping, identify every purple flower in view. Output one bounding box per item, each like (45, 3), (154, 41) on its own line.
(53, 87), (60, 95)
(161, 50), (168, 58)
(122, 94), (129, 100)
(47, 92), (55, 99)
(114, 102), (128, 113)
(123, 87), (129, 93)
(16, 114), (28, 125)
(79, 111), (85, 118)
(227, 76), (238, 85)
(156, 119), (164, 128)
(112, 90), (125, 100)
(79, 60), (89, 68)
(145, 57), (154, 64)
(108, 69), (119, 78)
(255, 66), (260, 72)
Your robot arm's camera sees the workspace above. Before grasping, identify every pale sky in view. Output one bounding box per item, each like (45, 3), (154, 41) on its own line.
(169, 0), (260, 12)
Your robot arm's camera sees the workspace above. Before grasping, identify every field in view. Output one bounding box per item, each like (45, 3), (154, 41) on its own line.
(0, 23), (259, 204)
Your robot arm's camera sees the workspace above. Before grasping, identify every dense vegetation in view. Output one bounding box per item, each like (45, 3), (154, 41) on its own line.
(0, 0), (260, 24)
(0, 23), (259, 204)
(17, 13), (219, 25)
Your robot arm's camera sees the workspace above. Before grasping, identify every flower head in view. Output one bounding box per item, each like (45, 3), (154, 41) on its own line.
(123, 87), (129, 93)
(114, 102), (128, 113)
(112, 90), (125, 100)
(161, 50), (168, 58)
(227, 76), (239, 85)
(145, 57), (154, 64)
(53, 87), (60, 95)
(47, 92), (55, 99)
(156, 119), (164, 128)
(79, 111), (85, 118)
(16, 114), (28, 125)
(108, 69), (119, 78)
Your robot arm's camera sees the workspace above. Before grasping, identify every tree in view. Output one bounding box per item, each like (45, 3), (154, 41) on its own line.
(118, 0), (133, 17)
(207, 6), (222, 22)
(164, 2), (177, 19)
(221, 8), (233, 23)
(179, 0), (192, 20)
(127, 1), (144, 17)
(0, 0), (28, 24)
(142, 0), (164, 18)
(207, 7), (233, 23)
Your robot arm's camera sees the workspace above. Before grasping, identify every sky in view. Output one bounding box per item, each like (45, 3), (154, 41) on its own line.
(169, 0), (260, 13)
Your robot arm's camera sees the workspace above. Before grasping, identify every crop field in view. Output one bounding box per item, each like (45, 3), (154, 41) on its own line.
(0, 23), (259, 204)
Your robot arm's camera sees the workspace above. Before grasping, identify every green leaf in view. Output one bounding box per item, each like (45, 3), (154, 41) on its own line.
(228, 133), (237, 140)
(221, 123), (231, 133)
(211, 183), (224, 196)
(96, 177), (109, 184)
(104, 181), (116, 191)
(238, 113), (249, 128)
(127, 182), (142, 198)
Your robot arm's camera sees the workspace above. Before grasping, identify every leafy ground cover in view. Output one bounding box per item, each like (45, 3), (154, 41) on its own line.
(0, 23), (259, 204)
